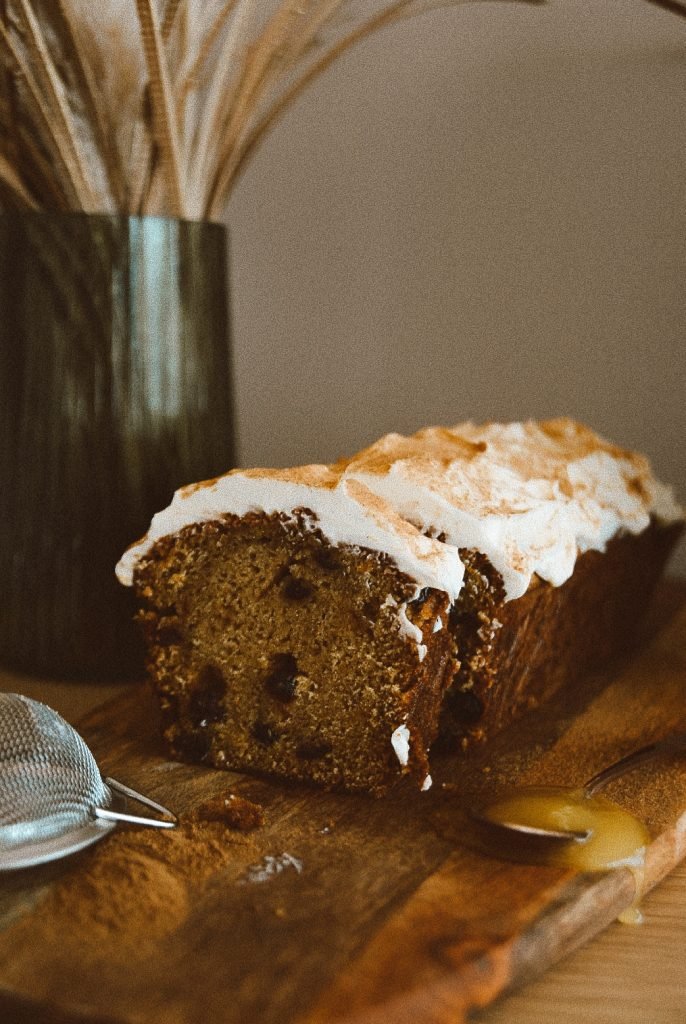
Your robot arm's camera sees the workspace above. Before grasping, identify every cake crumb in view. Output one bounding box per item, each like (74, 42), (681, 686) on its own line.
(193, 793), (264, 832)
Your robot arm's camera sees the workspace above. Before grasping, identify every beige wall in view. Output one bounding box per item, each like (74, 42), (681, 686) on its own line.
(228, 0), (686, 571)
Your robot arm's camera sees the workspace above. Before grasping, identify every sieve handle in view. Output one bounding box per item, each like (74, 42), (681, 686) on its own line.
(95, 777), (178, 829)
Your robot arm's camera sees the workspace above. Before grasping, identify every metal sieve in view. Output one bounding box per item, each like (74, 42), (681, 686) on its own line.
(0, 692), (177, 870)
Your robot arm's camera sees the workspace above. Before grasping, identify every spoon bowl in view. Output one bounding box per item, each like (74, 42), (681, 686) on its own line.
(474, 814), (591, 843)
(473, 731), (686, 846)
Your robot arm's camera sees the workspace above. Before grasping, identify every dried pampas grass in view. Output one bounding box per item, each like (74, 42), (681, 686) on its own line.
(0, 0), (682, 221)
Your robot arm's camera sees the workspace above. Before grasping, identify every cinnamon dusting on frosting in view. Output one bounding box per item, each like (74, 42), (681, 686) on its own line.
(116, 419), (682, 603)
(343, 418), (682, 599)
(116, 463), (464, 597)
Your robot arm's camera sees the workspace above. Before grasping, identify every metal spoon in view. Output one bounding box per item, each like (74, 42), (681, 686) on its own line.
(474, 731), (686, 844)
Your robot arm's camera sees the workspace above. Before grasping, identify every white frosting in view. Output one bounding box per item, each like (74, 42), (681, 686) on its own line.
(391, 724), (410, 767)
(421, 774), (433, 792)
(382, 595), (428, 662)
(116, 465), (464, 598)
(116, 419), (682, 608)
(343, 418), (683, 601)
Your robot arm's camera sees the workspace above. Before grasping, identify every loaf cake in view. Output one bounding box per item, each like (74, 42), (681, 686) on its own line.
(116, 419), (683, 796)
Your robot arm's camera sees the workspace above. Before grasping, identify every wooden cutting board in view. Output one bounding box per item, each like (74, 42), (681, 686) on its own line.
(1, 583), (685, 1024)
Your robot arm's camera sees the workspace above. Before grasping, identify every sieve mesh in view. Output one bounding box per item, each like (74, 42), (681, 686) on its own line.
(0, 693), (110, 849)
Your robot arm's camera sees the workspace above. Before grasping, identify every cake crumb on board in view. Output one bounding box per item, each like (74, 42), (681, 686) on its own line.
(192, 793), (265, 832)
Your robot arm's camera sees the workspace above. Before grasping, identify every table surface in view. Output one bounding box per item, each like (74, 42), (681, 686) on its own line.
(3, 666), (686, 1024)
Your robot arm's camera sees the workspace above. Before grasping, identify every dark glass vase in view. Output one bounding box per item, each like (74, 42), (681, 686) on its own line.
(0, 213), (235, 679)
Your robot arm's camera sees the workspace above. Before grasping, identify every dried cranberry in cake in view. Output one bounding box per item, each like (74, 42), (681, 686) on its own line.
(251, 721), (280, 747)
(281, 575), (313, 601)
(264, 654), (300, 703)
(188, 664), (226, 726)
(296, 740), (334, 761)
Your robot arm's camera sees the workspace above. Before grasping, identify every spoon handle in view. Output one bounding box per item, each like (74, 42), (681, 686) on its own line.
(584, 731), (686, 796)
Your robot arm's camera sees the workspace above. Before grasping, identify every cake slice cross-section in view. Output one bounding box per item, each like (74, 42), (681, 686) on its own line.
(117, 466), (463, 794)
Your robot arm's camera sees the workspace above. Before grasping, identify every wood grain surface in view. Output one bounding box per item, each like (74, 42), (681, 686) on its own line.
(0, 582), (685, 1024)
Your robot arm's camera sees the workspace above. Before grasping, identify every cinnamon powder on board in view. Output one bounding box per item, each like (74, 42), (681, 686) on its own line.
(0, 797), (265, 985)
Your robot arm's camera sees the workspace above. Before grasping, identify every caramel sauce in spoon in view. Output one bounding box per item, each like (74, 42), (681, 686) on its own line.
(473, 733), (686, 923)
(481, 786), (650, 923)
